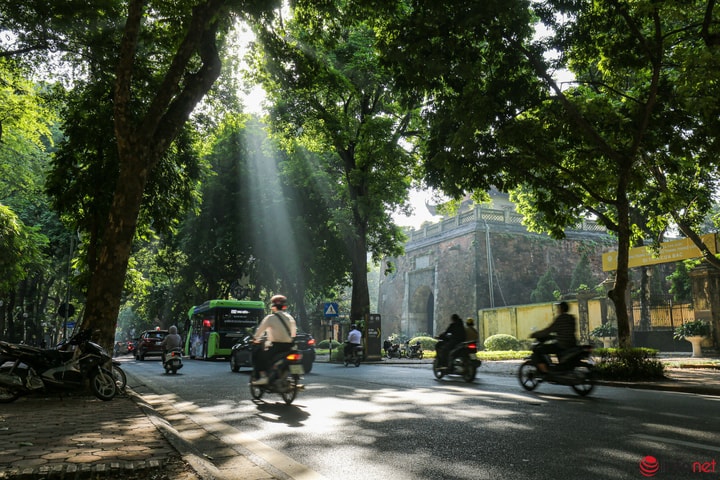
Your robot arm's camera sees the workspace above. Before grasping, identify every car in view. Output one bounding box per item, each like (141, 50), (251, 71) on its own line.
(229, 331), (316, 374)
(294, 332), (316, 373)
(135, 329), (168, 361)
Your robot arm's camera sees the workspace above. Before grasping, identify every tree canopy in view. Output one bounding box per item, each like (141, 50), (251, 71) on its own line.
(378, 0), (720, 347)
(249, 0), (419, 320)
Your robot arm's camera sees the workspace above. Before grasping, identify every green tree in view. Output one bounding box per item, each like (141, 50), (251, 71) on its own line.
(667, 260), (696, 305)
(380, 0), (720, 348)
(530, 268), (560, 304)
(250, 1), (417, 322)
(569, 253), (595, 293)
(2, 0), (280, 348)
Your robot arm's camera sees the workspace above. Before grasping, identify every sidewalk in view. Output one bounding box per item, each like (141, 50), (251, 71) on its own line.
(0, 360), (718, 480)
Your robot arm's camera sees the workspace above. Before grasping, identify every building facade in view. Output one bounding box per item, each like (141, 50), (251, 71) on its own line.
(378, 198), (616, 340)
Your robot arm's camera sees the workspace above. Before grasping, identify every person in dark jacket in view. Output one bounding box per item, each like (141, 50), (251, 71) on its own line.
(436, 314), (467, 369)
(530, 301), (578, 373)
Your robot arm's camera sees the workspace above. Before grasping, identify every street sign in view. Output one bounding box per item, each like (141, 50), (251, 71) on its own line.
(324, 302), (339, 317)
(602, 233), (718, 271)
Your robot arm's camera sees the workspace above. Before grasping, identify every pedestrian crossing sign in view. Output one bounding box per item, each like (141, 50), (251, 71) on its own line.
(324, 302), (339, 317)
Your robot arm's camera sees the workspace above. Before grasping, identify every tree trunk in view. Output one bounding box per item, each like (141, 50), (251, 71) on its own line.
(610, 173), (633, 349)
(348, 224), (370, 323)
(82, 148), (152, 351)
(78, 0), (224, 349)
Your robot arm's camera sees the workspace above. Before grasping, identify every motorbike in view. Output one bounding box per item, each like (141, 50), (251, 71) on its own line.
(384, 340), (403, 359)
(343, 342), (364, 367)
(517, 337), (596, 396)
(249, 348), (304, 405)
(432, 340), (482, 382)
(162, 348), (184, 374)
(0, 329), (117, 403)
(112, 361), (127, 392)
(406, 340), (424, 359)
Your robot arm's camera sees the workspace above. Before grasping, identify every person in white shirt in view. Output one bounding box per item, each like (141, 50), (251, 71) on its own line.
(251, 294), (297, 385)
(344, 324), (362, 357)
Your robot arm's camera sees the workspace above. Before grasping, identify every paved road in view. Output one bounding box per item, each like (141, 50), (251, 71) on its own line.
(125, 358), (720, 480)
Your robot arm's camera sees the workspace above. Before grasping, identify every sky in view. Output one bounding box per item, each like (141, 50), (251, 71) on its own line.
(391, 188), (444, 230)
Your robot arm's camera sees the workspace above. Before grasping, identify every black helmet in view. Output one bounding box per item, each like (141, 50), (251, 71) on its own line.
(351, 324), (357, 330)
(556, 301), (569, 313)
(451, 313), (462, 322)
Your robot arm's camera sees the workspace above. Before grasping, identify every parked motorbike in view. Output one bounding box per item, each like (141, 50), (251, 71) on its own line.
(0, 329), (117, 403)
(432, 340), (482, 382)
(517, 337), (596, 396)
(250, 349), (304, 405)
(162, 348), (183, 374)
(384, 340), (403, 359)
(112, 361), (127, 392)
(406, 340), (424, 359)
(343, 342), (364, 367)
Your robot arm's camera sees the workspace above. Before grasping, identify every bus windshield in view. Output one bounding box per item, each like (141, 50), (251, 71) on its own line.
(185, 299), (265, 359)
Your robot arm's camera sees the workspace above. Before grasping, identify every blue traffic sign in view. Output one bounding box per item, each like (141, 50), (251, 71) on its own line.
(324, 302), (339, 317)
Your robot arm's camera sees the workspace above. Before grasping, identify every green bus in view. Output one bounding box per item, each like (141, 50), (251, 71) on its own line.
(184, 299), (266, 359)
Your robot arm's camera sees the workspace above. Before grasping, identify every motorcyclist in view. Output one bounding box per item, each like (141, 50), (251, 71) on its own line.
(465, 318), (479, 342)
(530, 301), (578, 373)
(344, 324), (362, 359)
(436, 314), (466, 369)
(160, 325), (182, 364)
(251, 294), (297, 385)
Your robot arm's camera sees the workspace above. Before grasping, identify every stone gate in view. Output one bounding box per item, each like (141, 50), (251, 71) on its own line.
(378, 200), (616, 340)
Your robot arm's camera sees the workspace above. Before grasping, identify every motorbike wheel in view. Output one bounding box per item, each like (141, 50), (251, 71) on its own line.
(571, 364), (596, 397)
(112, 364), (127, 393)
(344, 357), (350, 367)
(0, 386), (21, 403)
(518, 360), (540, 391)
(432, 358), (445, 379)
(250, 381), (264, 401)
(281, 374), (299, 405)
(354, 356), (361, 367)
(89, 368), (117, 401)
(230, 355), (240, 373)
(462, 358), (476, 383)
(418, 351), (424, 359)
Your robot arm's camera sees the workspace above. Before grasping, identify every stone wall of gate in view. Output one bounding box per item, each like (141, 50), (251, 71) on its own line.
(378, 204), (616, 340)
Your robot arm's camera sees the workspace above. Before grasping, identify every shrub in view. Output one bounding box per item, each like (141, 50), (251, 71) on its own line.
(484, 334), (521, 351)
(317, 339), (342, 350)
(594, 348), (665, 381)
(409, 336), (437, 351)
(673, 320), (710, 340)
(590, 323), (618, 338)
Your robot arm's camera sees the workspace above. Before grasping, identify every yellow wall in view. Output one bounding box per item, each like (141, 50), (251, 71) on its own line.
(479, 300), (605, 341)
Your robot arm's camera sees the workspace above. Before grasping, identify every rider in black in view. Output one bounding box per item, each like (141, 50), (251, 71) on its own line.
(436, 314), (466, 369)
(530, 301), (578, 373)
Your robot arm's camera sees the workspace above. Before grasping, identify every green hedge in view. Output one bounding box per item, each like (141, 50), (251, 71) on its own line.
(594, 347), (665, 380)
(409, 336), (437, 351)
(484, 334), (521, 351)
(317, 339), (342, 350)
